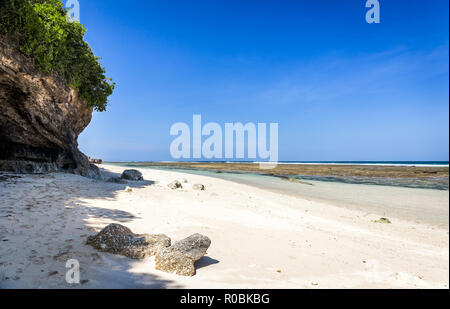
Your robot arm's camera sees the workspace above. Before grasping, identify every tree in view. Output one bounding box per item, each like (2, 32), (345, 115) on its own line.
(0, 0), (114, 111)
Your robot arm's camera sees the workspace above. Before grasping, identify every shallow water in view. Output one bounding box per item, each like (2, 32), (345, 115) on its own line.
(290, 175), (449, 190)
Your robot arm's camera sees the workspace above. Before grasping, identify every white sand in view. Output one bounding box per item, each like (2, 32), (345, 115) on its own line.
(0, 164), (448, 289)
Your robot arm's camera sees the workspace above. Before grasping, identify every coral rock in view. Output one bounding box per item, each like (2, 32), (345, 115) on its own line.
(155, 233), (211, 276)
(86, 223), (170, 259)
(192, 184), (206, 191)
(168, 180), (183, 189)
(121, 169), (143, 181)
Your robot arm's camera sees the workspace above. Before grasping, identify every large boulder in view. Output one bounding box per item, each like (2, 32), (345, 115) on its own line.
(155, 233), (211, 276)
(0, 38), (99, 178)
(86, 223), (171, 259)
(121, 169), (143, 181)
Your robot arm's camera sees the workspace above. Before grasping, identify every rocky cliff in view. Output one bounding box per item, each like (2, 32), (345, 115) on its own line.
(0, 39), (100, 178)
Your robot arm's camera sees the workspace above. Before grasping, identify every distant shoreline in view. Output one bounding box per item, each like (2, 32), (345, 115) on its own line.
(106, 161), (449, 191)
(105, 161), (449, 178)
(109, 161), (449, 167)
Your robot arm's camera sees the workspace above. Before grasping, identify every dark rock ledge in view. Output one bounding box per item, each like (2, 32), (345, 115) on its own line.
(0, 39), (100, 178)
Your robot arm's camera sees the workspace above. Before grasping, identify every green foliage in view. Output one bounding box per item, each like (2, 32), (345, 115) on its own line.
(0, 0), (114, 111)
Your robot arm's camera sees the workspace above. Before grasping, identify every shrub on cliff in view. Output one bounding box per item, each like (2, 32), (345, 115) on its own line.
(0, 0), (114, 111)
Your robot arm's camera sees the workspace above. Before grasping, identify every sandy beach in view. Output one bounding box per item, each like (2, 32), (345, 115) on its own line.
(0, 164), (448, 289)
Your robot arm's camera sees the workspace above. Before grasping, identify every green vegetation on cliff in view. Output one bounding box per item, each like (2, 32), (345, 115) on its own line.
(0, 0), (114, 111)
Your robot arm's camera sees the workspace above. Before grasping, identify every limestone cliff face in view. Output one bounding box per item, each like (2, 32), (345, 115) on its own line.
(0, 39), (100, 178)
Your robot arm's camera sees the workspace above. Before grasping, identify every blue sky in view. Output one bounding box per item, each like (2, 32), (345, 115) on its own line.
(76, 0), (449, 161)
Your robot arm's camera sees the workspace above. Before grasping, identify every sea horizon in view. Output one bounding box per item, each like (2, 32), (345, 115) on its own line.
(106, 160), (450, 167)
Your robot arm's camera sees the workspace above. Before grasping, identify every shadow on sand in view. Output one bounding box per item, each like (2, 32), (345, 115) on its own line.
(195, 256), (220, 270)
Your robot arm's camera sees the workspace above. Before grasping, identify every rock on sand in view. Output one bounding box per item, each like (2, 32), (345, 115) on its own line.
(86, 223), (170, 259)
(121, 169), (143, 181)
(155, 233), (211, 276)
